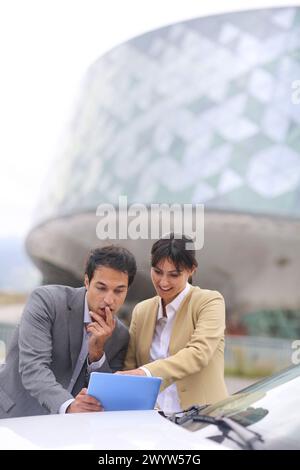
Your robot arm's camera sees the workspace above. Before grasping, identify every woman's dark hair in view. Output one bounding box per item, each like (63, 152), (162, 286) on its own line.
(85, 245), (137, 286)
(151, 233), (198, 272)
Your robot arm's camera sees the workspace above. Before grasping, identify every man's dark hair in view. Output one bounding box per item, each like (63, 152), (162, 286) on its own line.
(151, 233), (198, 272)
(85, 245), (137, 286)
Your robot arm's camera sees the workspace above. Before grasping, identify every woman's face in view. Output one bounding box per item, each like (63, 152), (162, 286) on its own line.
(151, 257), (195, 305)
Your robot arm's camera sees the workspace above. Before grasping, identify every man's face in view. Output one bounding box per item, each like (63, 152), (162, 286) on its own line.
(84, 266), (129, 319)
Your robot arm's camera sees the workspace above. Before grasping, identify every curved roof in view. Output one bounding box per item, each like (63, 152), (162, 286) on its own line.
(35, 7), (300, 224)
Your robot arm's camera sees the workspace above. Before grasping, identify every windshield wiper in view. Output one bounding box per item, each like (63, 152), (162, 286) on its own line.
(167, 406), (264, 450)
(166, 405), (209, 425)
(192, 414), (264, 450)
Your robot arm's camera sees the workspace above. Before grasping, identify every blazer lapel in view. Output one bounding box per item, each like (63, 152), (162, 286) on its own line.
(67, 287), (86, 370)
(139, 297), (160, 364)
(169, 286), (196, 353)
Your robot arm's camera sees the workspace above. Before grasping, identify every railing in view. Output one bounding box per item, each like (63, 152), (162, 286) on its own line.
(225, 335), (295, 377)
(0, 325), (296, 375)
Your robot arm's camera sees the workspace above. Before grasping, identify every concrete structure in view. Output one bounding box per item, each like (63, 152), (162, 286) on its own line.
(26, 7), (300, 318)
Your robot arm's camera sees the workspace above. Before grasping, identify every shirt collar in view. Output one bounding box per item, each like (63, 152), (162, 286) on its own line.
(84, 294), (91, 324)
(157, 283), (191, 320)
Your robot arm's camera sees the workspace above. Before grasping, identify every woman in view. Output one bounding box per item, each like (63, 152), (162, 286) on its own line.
(120, 233), (228, 412)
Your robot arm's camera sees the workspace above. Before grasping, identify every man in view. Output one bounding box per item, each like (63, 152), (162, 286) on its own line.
(0, 245), (136, 418)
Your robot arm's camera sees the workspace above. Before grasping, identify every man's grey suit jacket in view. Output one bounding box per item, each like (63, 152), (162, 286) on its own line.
(0, 285), (129, 419)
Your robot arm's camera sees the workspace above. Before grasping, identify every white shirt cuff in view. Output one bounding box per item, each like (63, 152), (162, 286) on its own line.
(87, 352), (106, 372)
(59, 398), (75, 414)
(140, 366), (152, 377)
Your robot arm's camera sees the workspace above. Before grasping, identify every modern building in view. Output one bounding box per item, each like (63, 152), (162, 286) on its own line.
(26, 6), (300, 320)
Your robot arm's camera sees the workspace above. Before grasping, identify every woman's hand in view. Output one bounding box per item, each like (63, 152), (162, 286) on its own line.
(115, 369), (146, 376)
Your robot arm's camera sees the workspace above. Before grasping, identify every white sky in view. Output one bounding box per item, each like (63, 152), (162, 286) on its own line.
(0, 0), (298, 238)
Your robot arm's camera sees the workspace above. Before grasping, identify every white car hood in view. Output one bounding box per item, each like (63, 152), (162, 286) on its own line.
(0, 410), (229, 450)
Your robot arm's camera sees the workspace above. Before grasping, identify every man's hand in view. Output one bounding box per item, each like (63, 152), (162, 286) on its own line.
(115, 369), (146, 376)
(87, 307), (116, 362)
(66, 388), (103, 413)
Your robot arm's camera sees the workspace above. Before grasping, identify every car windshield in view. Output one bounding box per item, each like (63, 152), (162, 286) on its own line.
(176, 365), (300, 449)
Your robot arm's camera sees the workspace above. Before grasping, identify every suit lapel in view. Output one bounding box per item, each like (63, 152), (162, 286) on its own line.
(139, 297), (160, 364)
(67, 287), (86, 370)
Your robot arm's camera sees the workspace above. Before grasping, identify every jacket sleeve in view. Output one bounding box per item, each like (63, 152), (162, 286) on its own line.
(18, 287), (73, 414)
(143, 293), (225, 384)
(123, 305), (138, 370)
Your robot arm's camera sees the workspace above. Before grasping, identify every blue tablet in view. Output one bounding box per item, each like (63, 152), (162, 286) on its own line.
(87, 372), (162, 411)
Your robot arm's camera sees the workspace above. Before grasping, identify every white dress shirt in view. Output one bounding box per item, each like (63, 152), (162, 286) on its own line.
(59, 295), (106, 413)
(141, 283), (191, 413)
